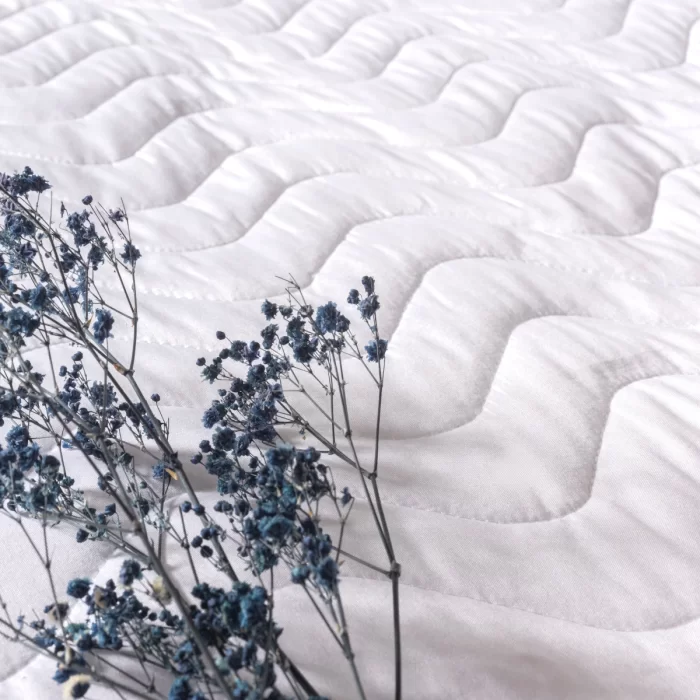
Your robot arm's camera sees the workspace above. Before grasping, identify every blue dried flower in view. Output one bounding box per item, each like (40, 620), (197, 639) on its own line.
(229, 340), (247, 362)
(266, 444), (294, 469)
(28, 284), (48, 310)
(246, 341), (260, 364)
(260, 323), (278, 349)
(286, 317), (305, 342)
(5, 307), (40, 337)
(6, 425), (29, 449)
(297, 447), (320, 464)
(202, 403), (226, 429)
(212, 426), (236, 452)
(347, 289), (360, 304)
(361, 275), (375, 294)
(4, 167), (50, 197)
(252, 544), (278, 573)
(235, 433), (251, 456)
(81, 195), (93, 206)
(17, 443), (40, 471)
(87, 243), (105, 270)
(278, 305), (293, 319)
(4, 212), (36, 242)
(66, 211), (96, 247)
(365, 338), (387, 362)
(88, 381), (116, 408)
(119, 559), (142, 587)
(291, 565), (311, 584)
(314, 556), (339, 589)
(239, 586), (268, 631)
(247, 364), (266, 385)
(205, 451), (234, 480)
(358, 294), (380, 320)
(201, 362), (222, 383)
(168, 677), (191, 700)
(66, 578), (91, 599)
(92, 309), (114, 345)
(75, 529), (89, 543)
(315, 302), (341, 334)
(120, 242), (141, 265)
(292, 336), (317, 364)
(261, 300), (277, 320)
(52, 667), (73, 684)
(336, 314), (350, 332)
(259, 515), (294, 544)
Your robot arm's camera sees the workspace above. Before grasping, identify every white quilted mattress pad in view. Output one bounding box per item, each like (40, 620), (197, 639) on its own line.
(2, 0), (700, 697)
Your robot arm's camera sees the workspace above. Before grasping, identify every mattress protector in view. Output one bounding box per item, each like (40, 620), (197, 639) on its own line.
(2, 0), (700, 697)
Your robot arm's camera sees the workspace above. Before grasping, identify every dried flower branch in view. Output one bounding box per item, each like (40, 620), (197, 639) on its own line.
(0, 167), (401, 700)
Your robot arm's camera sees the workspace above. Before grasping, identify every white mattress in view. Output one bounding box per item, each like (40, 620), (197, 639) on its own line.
(2, 0), (700, 697)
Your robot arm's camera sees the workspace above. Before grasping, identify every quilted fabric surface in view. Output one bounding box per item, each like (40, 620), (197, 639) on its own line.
(2, 0), (700, 697)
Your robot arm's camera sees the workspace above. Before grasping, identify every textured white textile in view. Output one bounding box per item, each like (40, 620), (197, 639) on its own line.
(2, 0), (700, 697)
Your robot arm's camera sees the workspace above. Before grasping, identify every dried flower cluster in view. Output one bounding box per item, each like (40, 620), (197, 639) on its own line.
(0, 168), (400, 700)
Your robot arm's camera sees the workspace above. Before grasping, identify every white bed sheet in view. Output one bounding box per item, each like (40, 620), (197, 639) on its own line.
(2, 0), (700, 697)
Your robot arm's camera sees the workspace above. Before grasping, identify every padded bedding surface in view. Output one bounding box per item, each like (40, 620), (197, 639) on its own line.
(3, 0), (700, 697)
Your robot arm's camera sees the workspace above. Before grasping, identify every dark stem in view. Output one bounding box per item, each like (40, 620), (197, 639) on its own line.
(301, 585), (344, 651)
(0, 616), (158, 700)
(333, 585), (368, 700)
(391, 566), (401, 700)
(276, 648), (320, 697)
(178, 505), (200, 585)
(332, 546), (390, 577)
(370, 475), (394, 561)
(372, 358), (385, 475)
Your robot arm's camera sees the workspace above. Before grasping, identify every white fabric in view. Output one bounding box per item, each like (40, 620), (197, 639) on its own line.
(2, 0), (700, 697)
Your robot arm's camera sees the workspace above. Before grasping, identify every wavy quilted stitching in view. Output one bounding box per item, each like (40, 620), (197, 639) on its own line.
(0, 0), (592, 61)
(1, 70), (570, 124)
(9, 15), (700, 94)
(3, 0), (700, 697)
(0, 0), (684, 81)
(0, 89), (630, 162)
(122, 156), (700, 244)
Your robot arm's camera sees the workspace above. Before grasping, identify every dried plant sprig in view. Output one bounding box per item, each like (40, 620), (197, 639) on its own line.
(0, 167), (401, 700)
(195, 274), (399, 698)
